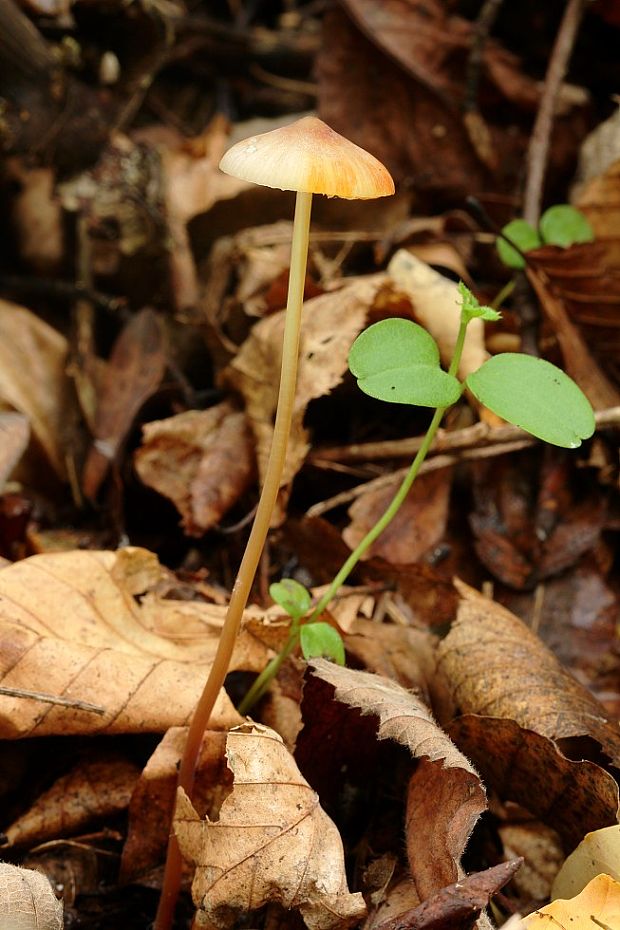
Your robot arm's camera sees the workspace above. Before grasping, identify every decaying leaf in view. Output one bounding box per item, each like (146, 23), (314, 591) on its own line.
(82, 308), (167, 499)
(224, 274), (386, 520)
(4, 754), (139, 848)
(447, 716), (620, 852)
(0, 412), (30, 491)
(134, 402), (255, 535)
(0, 299), (79, 480)
(343, 469), (452, 565)
(0, 547), (272, 737)
(174, 722), (366, 930)
(499, 822), (564, 903)
(387, 250), (488, 382)
(552, 825), (620, 900)
(437, 581), (620, 766)
(121, 727), (230, 882)
(0, 863), (63, 929)
(523, 873), (620, 928)
(309, 660), (487, 900)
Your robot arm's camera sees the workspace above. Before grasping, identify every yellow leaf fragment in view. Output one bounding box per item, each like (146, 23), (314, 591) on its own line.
(523, 873), (620, 928)
(174, 723), (366, 930)
(552, 825), (620, 900)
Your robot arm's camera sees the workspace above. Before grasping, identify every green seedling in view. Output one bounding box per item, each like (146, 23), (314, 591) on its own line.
(497, 204), (594, 269)
(240, 282), (595, 712)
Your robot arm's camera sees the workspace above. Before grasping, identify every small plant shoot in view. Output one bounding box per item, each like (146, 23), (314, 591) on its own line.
(466, 354), (595, 447)
(300, 622), (345, 665)
(348, 318), (462, 407)
(269, 578), (312, 620)
(496, 205), (594, 269)
(458, 282), (502, 323)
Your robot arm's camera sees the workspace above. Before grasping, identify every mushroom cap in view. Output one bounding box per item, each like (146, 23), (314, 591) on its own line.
(219, 116), (395, 200)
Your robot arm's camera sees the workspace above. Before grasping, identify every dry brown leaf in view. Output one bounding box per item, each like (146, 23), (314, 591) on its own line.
(134, 402), (255, 535)
(121, 727), (230, 882)
(499, 823), (564, 903)
(437, 581), (620, 766)
(448, 715), (620, 851)
(224, 274), (386, 520)
(4, 754), (139, 848)
(0, 547), (271, 737)
(174, 722), (366, 930)
(309, 660), (486, 900)
(526, 267), (620, 410)
(344, 618), (438, 698)
(0, 299), (78, 479)
(82, 308), (167, 499)
(6, 162), (64, 274)
(343, 469), (452, 565)
(0, 863), (63, 929)
(387, 250), (487, 382)
(523, 873), (620, 928)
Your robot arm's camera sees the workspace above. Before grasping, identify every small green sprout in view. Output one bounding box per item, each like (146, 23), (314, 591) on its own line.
(240, 283), (595, 714)
(497, 205), (594, 270)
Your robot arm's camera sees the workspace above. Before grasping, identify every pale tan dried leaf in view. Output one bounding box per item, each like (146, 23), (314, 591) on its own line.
(0, 412), (30, 491)
(224, 274), (386, 521)
(0, 863), (63, 929)
(7, 163), (64, 274)
(387, 250), (487, 381)
(0, 299), (78, 479)
(552, 825), (620, 900)
(437, 580), (620, 766)
(309, 660), (486, 899)
(135, 403), (255, 535)
(174, 722), (367, 930)
(121, 727), (229, 882)
(0, 547), (271, 737)
(4, 755), (139, 848)
(499, 823), (564, 902)
(343, 469), (451, 564)
(575, 157), (620, 239)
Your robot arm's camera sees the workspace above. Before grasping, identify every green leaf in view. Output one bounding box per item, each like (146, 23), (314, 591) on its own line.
(348, 319), (462, 408)
(300, 622), (345, 665)
(539, 205), (595, 248)
(496, 219), (542, 269)
(458, 282), (502, 322)
(465, 354), (595, 448)
(270, 578), (311, 620)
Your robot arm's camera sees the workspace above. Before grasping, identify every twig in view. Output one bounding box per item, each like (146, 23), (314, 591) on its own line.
(307, 405), (620, 465)
(464, 0), (505, 113)
(0, 275), (126, 315)
(0, 686), (105, 715)
(523, 0), (589, 226)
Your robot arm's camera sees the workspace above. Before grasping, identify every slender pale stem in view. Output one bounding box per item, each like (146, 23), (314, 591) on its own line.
(238, 315), (471, 712)
(154, 190), (313, 930)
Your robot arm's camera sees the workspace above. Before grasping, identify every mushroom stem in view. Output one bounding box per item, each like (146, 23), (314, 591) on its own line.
(154, 190), (313, 930)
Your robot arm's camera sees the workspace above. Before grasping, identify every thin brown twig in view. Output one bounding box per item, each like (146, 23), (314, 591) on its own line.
(0, 686), (105, 715)
(307, 405), (620, 465)
(523, 0), (589, 226)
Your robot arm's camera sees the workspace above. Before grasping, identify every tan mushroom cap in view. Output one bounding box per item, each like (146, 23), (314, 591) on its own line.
(219, 116), (395, 200)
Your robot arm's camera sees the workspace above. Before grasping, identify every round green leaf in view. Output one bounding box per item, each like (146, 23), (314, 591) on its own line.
(465, 354), (595, 448)
(496, 220), (542, 269)
(300, 622), (345, 665)
(270, 578), (311, 620)
(539, 205), (594, 248)
(348, 319), (462, 408)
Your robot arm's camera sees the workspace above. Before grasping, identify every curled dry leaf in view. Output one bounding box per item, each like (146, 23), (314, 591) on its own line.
(523, 873), (620, 928)
(174, 722), (366, 930)
(0, 547), (271, 737)
(82, 308), (167, 499)
(4, 755), (140, 849)
(0, 299), (79, 480)
(224, 275), (386, 521)
(437, 581), (620, 766)
(343, 469), (452, 565)
(448, 716), (619, 851)
(121, 727), (230, 882)
(309, 660), (486, 900)
(387, 251), (488, 383)
(0, 863), (63, 930)
(134, 402), (255, 535)
(552, 824), (620, 900)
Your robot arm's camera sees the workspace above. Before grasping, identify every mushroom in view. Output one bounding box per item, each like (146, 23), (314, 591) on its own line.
(155, 115), (393, 930)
